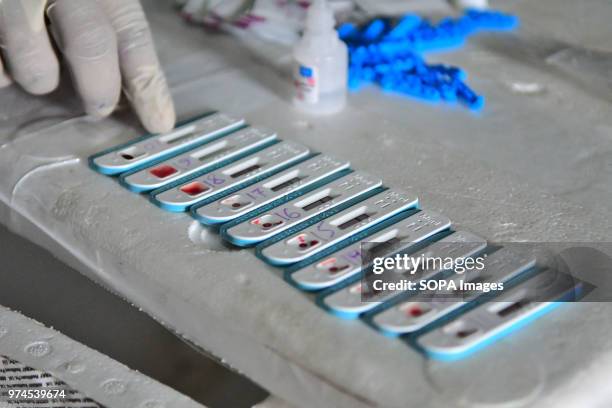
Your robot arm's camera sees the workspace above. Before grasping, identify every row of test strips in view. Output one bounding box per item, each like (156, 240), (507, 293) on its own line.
(90, 111), (586, 360)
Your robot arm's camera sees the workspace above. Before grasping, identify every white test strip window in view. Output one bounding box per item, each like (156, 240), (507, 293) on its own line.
(224, 172), (383, 245)
(153, 141), (310, 211)
(260, 189), (418, 265)
(371, 248), (536, 335)
(122, 127), (277, 191)
(194, 155), (350, 224)
(321, 231), (487, 317)
(92, 113), (245, 174)
(290, 211), (451, 290)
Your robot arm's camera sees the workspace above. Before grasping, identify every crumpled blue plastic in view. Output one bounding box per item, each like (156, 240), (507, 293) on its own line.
(339, 9), (519, 111)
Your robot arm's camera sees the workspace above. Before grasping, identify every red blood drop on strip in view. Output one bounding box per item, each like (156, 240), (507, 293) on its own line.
(180, 182), (209, 196)
(150, 165), (178, 179)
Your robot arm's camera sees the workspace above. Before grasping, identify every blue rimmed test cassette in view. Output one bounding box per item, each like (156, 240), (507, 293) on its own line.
(150, 141), (311, 212)
(191, 155), (351, 225)
(368, 247), (537, 336)
(119, 126), (277, 192)
(317, 230), (487, 319)
(257, 189), (419, 266)
(89, 112), (245, 175)
(285, 210), (452, 291)
(415, 269), (587, 360)
(221, 172), (384, 246)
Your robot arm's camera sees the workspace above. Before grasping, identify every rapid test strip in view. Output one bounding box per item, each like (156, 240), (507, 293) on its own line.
(287, 210), (452, 291)
(258, 190), (419, 266)
(119, 127), (277, 192)
(192, 155), (350, 225)
(319, 231), (487, 319)
(221, 172), (383, 247)
(151, 141), (310, 212)
(89, 113), (245, 175)
(370, 247), (536, 336)
(416, 269), (586, 360)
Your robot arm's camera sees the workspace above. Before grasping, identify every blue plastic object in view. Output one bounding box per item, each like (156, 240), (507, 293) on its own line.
(340, 9), (519, 111)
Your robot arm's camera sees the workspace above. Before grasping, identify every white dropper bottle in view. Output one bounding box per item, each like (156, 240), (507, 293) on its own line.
(292, 0), (348, 115)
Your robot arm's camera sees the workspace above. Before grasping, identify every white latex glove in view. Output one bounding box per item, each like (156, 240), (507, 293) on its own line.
(0, 0), (176, 133)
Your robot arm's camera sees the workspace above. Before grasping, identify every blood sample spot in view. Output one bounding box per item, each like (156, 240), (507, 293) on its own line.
(221, 195), (253, 210)
(456, 328), (478, 338)
(408, 306), (424, 318)
(263, 223), (272, 228)
(328, 264), (349, 274)
(180, 182), (209, 196)
(310, 240), (319, 246)
(119, 147), (145, 161)
(150, 165), (178, 179)
(299, 243), (309, 249)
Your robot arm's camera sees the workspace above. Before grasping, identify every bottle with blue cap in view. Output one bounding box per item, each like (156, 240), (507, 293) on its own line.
(292, 0), (348, 115)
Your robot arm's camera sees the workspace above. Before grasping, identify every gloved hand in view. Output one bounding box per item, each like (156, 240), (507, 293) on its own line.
(0, 0), (176, 133)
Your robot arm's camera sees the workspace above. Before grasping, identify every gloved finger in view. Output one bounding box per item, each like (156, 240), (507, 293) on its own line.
(0, 0), (59, 94)
(47, 0), (121, 118)
(100, 0), (175, 133)
(0, 55), (13, 88)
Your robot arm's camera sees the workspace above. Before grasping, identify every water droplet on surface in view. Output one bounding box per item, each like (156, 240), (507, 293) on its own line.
(101, 379), (127, 395)
(25, 341), (52, 357)
(187, 220), (230, 251)
(62, 361), (86, 374)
